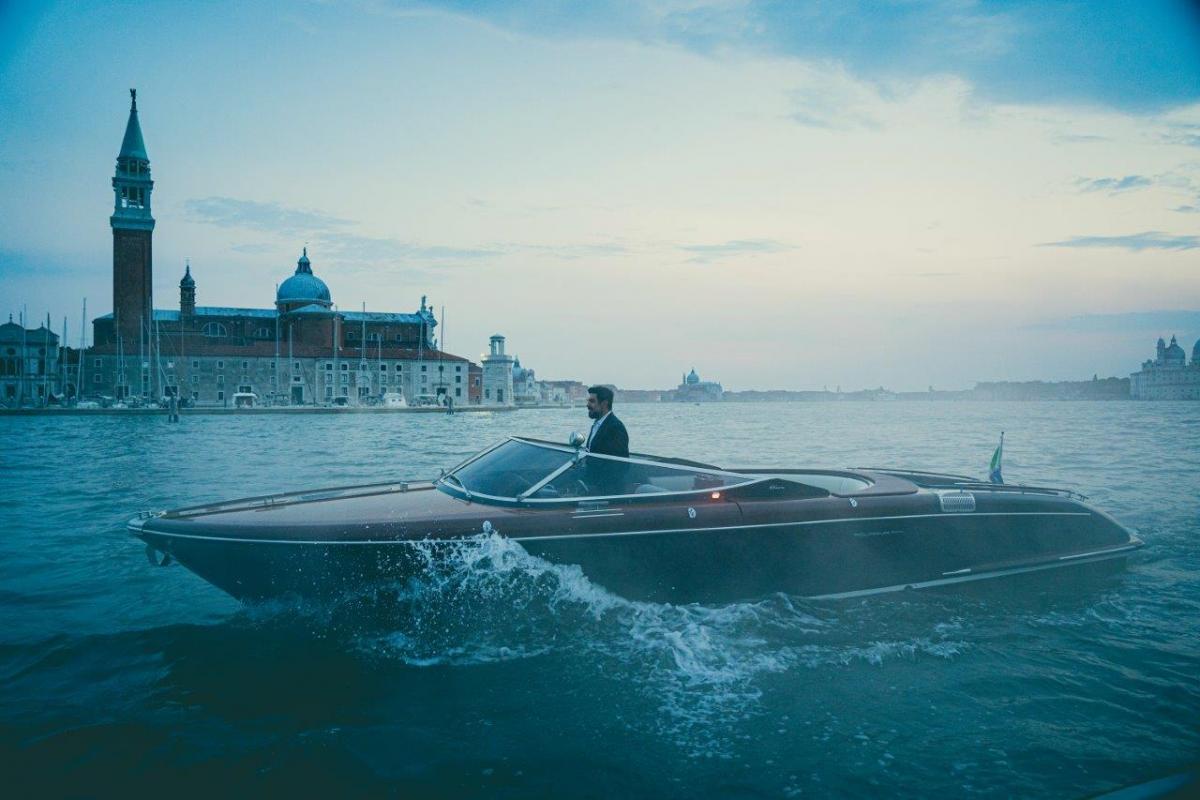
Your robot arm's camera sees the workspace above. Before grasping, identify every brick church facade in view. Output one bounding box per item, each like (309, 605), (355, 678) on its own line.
(88, 91), (479, 407)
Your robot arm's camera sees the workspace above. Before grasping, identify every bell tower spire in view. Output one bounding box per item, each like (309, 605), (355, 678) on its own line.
(111, 88), (155, 354)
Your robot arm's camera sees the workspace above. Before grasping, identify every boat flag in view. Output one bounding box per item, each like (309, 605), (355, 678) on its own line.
(988, 432), (1004, 484)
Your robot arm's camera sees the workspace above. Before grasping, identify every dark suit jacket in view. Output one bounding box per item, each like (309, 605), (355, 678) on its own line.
(587, 413), (629, 458)
(585, 413), (630, 495)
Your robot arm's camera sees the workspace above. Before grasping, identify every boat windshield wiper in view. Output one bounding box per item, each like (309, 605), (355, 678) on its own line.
(441, 473), (472, 500)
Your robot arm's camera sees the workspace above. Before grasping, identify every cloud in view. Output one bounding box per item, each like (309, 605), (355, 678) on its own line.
(316, 232), (498, 263)
(184, 196), (351, 236)
(1175, 205), (1200, 214)
(1040, 231), (1200, 251)
(383, 0), (1200, 112)
(511, 241), (631, 261)
(1029, 310), (1200, 332)
(787, 83), (882, 130)
(186, 196), (497, 264)
(1074, 175), (1152, 193)
(680, 238), (792, 263)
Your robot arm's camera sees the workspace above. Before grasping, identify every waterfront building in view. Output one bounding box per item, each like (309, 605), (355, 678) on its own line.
(671, 368), (724, 402)
(0, 316), (62, 406)
(480, 335), (515, 406)
(84, 90), (473, 407)
(1130, 335), (1200, 400)
(538, 379), (588, 406)
(512, 357), (540, 406)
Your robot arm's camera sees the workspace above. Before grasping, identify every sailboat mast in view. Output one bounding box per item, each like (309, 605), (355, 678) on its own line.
(62, 315), (68, 401)
(78, 298), (86, 401)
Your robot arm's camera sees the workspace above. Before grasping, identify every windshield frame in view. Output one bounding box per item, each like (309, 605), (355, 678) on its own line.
(436, 437), (766, 506)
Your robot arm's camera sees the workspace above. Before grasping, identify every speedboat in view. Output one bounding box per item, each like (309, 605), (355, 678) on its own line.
(129, 436), (1142, 603)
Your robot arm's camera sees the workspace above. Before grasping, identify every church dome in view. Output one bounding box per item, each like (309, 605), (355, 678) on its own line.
(179, 265), (194, 289)
(1193, 338), (1200, 364)
(686, 369), (700, 385)
(276, 248), (331, 307)
(1164, 335), (1186, 362)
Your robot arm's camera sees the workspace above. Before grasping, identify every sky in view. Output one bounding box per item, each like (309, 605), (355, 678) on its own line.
(1, 0), (1199, 391)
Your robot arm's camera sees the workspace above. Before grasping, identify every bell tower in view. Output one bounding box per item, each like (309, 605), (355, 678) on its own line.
(111, 88), (155, 353)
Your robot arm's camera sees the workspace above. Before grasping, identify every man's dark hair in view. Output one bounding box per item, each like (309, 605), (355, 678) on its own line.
(588, 385), (615, 407)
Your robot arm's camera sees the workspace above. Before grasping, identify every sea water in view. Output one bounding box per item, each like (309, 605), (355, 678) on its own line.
(0, 402), (1197, 797)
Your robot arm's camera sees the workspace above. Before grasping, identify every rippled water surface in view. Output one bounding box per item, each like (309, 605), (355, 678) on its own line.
(1, 402), (1197, 797)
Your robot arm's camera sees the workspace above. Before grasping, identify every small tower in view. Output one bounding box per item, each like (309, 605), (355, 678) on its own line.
(481, 334), (515, 406)
(180, 262), (195, 319)
(111, 88), (155, 354)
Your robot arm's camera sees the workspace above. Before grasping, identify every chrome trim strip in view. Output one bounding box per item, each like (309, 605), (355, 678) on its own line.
(941, 567), (971, 576)
(807, 546), (1140, 600)
(571, 512), (626, 519)
(513, 511), (1091, 541)
(129, 511), (1092, 546)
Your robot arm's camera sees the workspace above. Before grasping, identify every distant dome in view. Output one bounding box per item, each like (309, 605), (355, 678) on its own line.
(685, 369), (700, 385)
(1193, 338), (1200, 363)
(1164, 336), (1186, 362)
(276, 248), (331, 307)
(179, 265), (194, 289)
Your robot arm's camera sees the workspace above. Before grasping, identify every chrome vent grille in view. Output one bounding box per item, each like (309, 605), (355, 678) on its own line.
(937, 491), (976, 513)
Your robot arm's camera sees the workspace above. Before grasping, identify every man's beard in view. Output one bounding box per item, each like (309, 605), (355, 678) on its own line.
(587, 408), (601, 419)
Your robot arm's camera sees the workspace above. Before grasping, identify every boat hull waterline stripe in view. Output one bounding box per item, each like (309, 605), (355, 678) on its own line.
(129, 510), (1094, 546)
(807, 544), (1141, 600)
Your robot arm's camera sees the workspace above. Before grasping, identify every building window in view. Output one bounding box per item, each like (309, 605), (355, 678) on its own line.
(325, 362), (332, 371)
(238, 385), (252, 393)
(380, 364), (387, 371)
(253, 327), (271, 339)
(340, 363), (348, 371)
(325, 386), (333, 398)
(217, 391), (224, 401)
(341, 386), (349, 396)
(241, 360), (248, 370)
(455, 388), (461, 398)
(294, 361), (301, 370)
(421, 365), (427, 372)
(202, 322), (227, 337)
(485, 388), (491, 399)
(94, 358), (102, 369)
(217, 375), (224, 385)
(192, 360), (199, 369)
(455, 375), (461, 383)
(293, 375), (301, 383)
(190, 375), (198, 385)
(216, 360), (224, 369)
(340, 373), (348, 384)
(396, 364), (402, 372)
(94, 374), (101, 383)
(456, 365), (461, 372)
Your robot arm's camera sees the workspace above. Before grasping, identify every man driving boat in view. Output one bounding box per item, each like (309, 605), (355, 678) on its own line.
(584, 385), (629, 494)
(584, 385), (629, 457)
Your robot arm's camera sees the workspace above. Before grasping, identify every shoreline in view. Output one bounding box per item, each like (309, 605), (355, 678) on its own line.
(0, 405), (530, 416)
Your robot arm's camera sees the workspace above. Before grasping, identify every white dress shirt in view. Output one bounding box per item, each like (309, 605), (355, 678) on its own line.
(585, 411), (611, 450)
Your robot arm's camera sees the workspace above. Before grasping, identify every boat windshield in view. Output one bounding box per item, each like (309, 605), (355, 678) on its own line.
(444, 440), (572, 498)
(529, 455), (749, 501)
